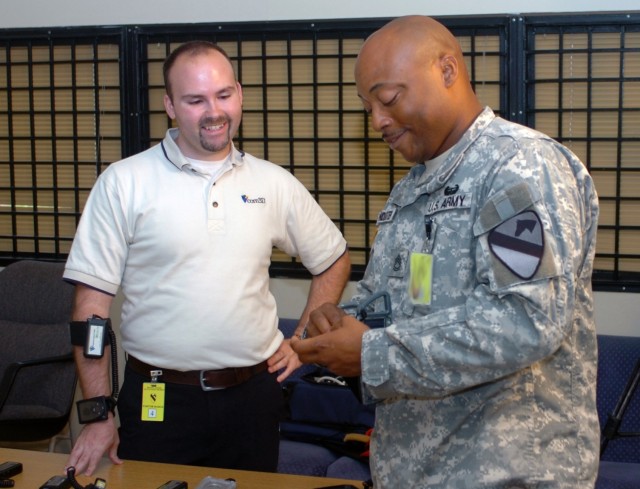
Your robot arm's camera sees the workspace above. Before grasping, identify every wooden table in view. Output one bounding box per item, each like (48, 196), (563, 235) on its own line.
(0, 447), (362, 489)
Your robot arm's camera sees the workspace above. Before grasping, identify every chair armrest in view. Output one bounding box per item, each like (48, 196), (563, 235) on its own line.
(0, 353), (74, 412)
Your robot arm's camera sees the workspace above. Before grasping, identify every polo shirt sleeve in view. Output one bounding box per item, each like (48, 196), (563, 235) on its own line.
(63, 167), (129, 295)
(279, 175), (347, 276)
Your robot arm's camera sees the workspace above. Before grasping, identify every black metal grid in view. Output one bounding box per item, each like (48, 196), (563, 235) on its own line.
(0, 28), (124, 261)
(0, 13), (638, 290)
(524, 13), (640, 288)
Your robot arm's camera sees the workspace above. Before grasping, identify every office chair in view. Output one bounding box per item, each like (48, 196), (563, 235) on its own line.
(596, 334), (640, 489)
(601, 358), (640, 456)
(0, 260), (77, 451)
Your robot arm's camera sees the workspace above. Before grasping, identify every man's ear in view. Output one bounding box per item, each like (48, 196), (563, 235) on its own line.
(164, 93), (176, 119)
(236, 81), (243, 107)
(440, 54), (459, 88)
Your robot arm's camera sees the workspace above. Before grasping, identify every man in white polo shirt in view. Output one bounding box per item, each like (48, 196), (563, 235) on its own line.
(63, 41), (350, 476)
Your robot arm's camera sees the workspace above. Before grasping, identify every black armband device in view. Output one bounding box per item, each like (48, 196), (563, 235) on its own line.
(71, 316), (120, 424)
(76, 395), (117, 424)
(70, 316), (112, 358)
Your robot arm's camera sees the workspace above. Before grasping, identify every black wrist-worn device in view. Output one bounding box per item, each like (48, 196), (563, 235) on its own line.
(76, 395), (117, 424)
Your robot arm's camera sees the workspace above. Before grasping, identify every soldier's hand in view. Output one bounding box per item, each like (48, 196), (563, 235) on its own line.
(291, 315), (368, 376)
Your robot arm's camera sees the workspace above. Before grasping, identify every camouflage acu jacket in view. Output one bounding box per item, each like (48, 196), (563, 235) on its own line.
(356, 107), (600, 488)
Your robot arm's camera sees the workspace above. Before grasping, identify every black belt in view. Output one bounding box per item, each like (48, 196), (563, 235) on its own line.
(127, 356), (268, 391)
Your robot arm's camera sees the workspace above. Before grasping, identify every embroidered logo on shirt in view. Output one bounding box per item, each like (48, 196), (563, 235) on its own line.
(241, 195), (266, 204)
(488, 210), (544, 279)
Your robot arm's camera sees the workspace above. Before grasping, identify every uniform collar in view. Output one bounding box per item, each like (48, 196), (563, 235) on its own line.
(418, 106), (495, 193)
(388, 107), (495, 207)
(160, 128), (246, 171)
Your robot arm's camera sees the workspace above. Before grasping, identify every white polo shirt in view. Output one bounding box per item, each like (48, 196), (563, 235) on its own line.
(64, 129), (347, 370)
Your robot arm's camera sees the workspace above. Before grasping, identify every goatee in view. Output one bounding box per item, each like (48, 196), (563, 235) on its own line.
(199, 116), (231, 153)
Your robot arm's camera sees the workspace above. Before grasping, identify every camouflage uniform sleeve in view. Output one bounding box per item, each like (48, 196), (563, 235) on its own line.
(360, 138), (598, 404)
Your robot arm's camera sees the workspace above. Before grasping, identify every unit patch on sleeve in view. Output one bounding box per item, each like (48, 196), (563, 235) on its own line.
(488, 210), (544, 279)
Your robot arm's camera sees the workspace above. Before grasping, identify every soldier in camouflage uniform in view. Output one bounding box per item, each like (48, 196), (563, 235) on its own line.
(291, 15), (600, 489)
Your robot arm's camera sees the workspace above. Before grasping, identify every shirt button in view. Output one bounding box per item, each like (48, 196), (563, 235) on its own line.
(212, 201), (219, 208)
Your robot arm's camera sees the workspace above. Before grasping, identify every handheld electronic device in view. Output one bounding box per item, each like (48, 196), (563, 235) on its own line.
(39, 475), (71, 489)
(340, 290), (392, 329)
(156, 481), (188, 489)
(84, 316), (109, 358)
(0, 462), (22, 479)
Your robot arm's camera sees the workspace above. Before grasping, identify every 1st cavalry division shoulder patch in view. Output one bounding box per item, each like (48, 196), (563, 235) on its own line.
(488, 210), (544, 279)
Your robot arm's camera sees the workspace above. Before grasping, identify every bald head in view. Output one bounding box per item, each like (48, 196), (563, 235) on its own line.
(354, 16), (482, 162)
(356, 15), (471, 94)
(368, 16), (461, 57)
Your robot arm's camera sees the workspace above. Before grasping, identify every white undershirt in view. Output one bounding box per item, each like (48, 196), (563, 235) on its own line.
(186, 156), (229, 181)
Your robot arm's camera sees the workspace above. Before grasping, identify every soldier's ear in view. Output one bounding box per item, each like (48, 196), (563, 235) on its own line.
(439, 54), (459, 88)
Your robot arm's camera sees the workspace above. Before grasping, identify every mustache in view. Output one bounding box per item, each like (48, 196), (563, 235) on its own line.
(199, 116), (229, 126)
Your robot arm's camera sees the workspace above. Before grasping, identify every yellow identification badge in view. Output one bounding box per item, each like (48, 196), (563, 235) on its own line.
(141, 383), (165, 422)
(408, 252), (433, 305)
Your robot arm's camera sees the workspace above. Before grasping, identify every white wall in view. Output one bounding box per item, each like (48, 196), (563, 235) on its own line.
(3, 1), (639, 336)
(1, 0), (639, 28)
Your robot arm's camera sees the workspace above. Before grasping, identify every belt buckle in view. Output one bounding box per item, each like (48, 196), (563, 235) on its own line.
(199, 370), (224, 391)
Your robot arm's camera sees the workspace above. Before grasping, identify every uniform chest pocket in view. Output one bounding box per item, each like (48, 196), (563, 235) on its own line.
(430, 210), (475, 259)
(424, 190), (474, 253)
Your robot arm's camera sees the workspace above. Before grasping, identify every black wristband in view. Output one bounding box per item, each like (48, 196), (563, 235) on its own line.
(76, 396), (117, 424)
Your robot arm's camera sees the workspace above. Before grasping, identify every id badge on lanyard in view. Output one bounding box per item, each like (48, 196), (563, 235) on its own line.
(141, 370), (165, 422)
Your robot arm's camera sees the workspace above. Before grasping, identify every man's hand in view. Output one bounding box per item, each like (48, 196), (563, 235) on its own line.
(291, 314), (368, 377)
(268, 338), (302, 382)
(65, 417), (122, 476)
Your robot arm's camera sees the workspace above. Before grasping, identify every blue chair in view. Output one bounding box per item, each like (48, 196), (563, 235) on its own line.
(277, 317), (372, 481)
(596, 334), (640, 489)
(278, 439), (341, 477)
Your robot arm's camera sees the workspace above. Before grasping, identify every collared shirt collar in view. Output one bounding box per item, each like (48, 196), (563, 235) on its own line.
(160, 128), (246, 171)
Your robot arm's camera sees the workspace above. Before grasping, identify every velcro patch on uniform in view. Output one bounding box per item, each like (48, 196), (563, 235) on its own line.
(473, 182), (541, 236)
(377, 207), (397, 224)
(488, 210), (544, 279)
